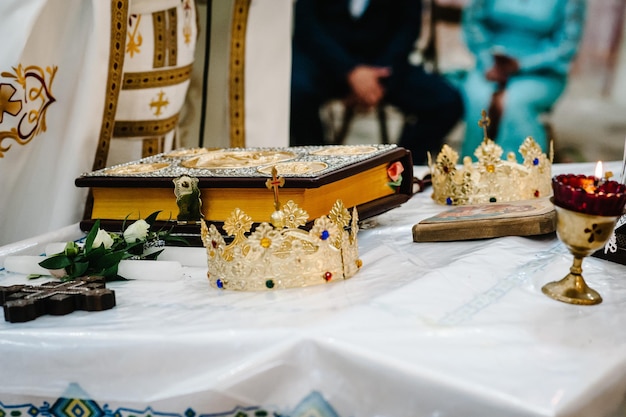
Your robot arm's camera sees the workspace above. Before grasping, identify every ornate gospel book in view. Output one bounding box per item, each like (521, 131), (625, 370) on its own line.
(412, 198), (556, 242)
(76, 144), (413, 235)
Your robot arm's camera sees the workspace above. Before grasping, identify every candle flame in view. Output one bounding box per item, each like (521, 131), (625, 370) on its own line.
(595, 161), (603, 179)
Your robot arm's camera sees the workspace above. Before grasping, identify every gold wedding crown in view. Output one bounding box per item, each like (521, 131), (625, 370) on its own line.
(200, 167), (362, 291)
(428, 111), (553, 205)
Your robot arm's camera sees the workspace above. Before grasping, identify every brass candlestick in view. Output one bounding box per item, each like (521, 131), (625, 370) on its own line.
(542, 203), (620, 305)
(544, 173), (626, 305)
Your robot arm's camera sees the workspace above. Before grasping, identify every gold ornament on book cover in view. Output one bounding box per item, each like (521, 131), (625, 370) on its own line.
(428, 111), (553, 205)
(200, 167), (362, 291)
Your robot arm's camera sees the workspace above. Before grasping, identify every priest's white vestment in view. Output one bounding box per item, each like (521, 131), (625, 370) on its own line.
(198, 0), (292, 149)
(0, 0), (199, 245)
(0, 1), (112, 246)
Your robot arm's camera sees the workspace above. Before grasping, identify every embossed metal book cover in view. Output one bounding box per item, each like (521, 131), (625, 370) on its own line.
(76, 144), (413, 234)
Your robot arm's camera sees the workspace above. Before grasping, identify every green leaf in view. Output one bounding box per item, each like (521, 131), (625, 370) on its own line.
(125, 241), (144, 256)
(91, 251), (126, 271)
(152, 213), (175, 235)
(101, 263), (120, 278)
(121, 215), (129, 233)
(27, 274), (43, 280)
(68, 261), (90, 278)
(39, 254), (72, 269)
(387, 175), (403, 190)
(84, 219), (101, 253)
(83, 244), (106, 261)
(144, 211), (162, 226)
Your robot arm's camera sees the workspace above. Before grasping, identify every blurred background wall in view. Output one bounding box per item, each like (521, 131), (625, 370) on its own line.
(185, 0), (626, 163)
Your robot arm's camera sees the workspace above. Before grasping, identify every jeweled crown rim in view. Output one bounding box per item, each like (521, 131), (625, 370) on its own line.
(201, 199), (362, 291)
(429, 136), (553, 206)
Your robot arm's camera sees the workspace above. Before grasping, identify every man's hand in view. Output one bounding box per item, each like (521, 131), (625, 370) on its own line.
(485, 54), (519, 84)
(347, 65), (391, 109)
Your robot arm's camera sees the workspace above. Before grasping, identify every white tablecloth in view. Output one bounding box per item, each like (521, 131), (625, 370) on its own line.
(1, 162), (625, 417)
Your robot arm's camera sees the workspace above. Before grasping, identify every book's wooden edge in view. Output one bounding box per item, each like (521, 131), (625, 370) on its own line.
(75, 147), (413, 189)
(412, 211), (556, 242)
(355, 193), (413, 220)
(80, 191), (414, 243)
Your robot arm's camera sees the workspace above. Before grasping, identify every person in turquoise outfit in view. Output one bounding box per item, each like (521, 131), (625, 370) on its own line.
(459, 0), (586, 160)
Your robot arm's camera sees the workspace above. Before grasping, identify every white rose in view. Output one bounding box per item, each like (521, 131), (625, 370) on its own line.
(123, 219), (150, 243)
(93, 229), (114, 249)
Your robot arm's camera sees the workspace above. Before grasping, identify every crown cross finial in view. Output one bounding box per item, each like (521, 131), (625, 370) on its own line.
(265, 166), (285, 211)
(478, 109), (491, 141)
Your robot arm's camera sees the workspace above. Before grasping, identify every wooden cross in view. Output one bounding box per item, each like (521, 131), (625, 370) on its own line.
(265, 166), (285, 211)
(0, 276), (116, 323)
(477, 109), (490, 142)
(149, 91), (169, 116)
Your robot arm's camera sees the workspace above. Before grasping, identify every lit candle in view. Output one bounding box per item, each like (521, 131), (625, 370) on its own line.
(595, 160), (603, 180)
(595, 160), (604, 187)
(552, 173), (626, 216)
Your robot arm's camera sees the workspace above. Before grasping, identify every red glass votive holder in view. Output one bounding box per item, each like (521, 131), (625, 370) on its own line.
(552, 174), (626, 216)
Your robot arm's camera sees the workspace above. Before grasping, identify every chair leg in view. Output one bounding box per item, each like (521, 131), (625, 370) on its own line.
(377, 104), (390, 144)
(334, 104), (356, 145)
(329, 102), (391, 145)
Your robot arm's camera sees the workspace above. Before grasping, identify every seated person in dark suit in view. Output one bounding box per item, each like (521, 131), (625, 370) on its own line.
(290, 0), (464, 164)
